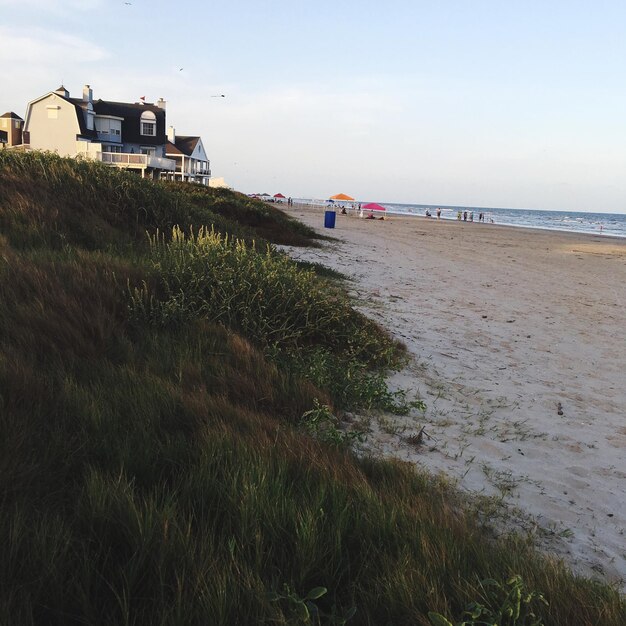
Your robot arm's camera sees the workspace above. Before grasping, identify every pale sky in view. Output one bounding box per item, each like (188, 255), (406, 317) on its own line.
(2, 0), (626, 213)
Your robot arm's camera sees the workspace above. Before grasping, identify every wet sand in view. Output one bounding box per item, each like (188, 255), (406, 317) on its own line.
(281, 204), (626, 588)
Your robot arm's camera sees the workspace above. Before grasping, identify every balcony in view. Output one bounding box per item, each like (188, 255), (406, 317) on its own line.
(96, 131), (121, 144)
(79, 151), (176, 171)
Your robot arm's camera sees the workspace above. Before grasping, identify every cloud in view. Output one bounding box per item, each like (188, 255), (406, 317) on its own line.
(0, 27), (108, 64)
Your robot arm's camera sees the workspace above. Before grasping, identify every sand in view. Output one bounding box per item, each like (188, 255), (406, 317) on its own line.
(280, 203), (626, 589)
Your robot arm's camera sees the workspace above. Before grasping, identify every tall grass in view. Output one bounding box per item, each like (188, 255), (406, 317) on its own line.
(128, 226), (407, 411)
(0, 152), (624, 625)
(130, 227), (397, 361)
(0, 150), (320, 250)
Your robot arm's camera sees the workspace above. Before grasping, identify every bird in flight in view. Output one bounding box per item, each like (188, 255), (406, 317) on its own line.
(179, 68), (184, 71)
(211, 94), (226, 98)
(124, 2), (131, 4)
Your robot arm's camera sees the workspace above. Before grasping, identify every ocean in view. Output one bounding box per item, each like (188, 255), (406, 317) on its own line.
(295, 199), (626, 239)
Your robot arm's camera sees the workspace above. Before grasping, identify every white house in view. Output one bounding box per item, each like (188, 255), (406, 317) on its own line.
(22, 85), (177, 178)
(164, 126), (211, 185)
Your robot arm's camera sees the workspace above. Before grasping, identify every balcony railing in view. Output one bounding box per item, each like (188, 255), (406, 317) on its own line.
(4, 143), (31, 151)
(79, 151), (176, 171)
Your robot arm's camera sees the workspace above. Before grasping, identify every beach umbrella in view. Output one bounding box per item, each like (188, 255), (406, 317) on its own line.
(260, 193), (271, 197)
(329, 193), (355, 201)
(273, 193), (286, 199)
(362, 202), (386, 212)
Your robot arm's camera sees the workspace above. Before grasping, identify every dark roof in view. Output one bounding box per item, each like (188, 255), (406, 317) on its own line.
(165, 140), (183, 156)
(66, 98), (98, 140)
(92, 100), (167, 145)
(41, 88), (167, 145)
(170, 135), (200, 156)
(0, 130), (7, 143)
(1, 111), (23, 120)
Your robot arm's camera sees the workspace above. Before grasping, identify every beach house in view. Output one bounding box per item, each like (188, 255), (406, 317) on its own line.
(20, 85), (210, 182)
(164, 126), (211, 185)
(22, 85), (175, 178)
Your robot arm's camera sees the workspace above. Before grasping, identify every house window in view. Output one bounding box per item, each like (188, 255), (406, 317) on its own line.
(103, 145), (122, 153)
(140, 146), (156, 156)
(140, 110), (156, 136)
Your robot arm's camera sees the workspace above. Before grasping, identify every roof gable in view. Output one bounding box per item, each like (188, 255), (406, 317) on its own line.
(172, 135), (200, 156)
(24, 92), (89, 138)
(1, 111), (24, 120)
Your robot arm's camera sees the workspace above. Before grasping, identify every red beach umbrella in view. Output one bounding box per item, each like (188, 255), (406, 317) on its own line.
(362, 202), (386, 211)
(273, 193), (286, 198)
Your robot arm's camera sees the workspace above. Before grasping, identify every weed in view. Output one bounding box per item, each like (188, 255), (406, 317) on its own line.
(429, 575), (548, 626)
(300, 400), (365, 447)
(266, 584), (357, 625)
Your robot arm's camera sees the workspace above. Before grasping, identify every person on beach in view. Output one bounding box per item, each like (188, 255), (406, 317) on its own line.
(457, 211), (462, 220)
(437, 207), (441, 219)
(463, 211), (468, 221)
(469, 211), (474, 222)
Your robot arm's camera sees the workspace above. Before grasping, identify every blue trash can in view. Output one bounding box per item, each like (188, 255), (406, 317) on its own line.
(324, 210), (336, 229)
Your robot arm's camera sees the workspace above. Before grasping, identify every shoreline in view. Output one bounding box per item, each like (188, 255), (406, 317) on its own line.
(290, 200), (626, 240)
(282, 202), (626, 589)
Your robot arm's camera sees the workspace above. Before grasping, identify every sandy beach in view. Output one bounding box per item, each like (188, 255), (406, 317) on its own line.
(281, 204), (626, 589)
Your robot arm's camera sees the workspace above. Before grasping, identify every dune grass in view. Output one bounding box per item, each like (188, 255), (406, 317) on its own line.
(0, 151), (624, 625)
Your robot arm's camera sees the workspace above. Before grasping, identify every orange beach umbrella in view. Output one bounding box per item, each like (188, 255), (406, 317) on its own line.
(329, 193), (355, 201)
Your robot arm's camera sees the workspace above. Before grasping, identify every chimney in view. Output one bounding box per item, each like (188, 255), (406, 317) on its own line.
(167, 125), (176, 143)
(83, 84), (93, 103)
(157, 98), (166, 110)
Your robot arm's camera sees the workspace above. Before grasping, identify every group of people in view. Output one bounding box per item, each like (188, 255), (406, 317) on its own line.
(424, 207), (494, 223)
(339, 203), (385, 220)
(456, 210), (490, 223)
(455, 210), (483, 222)
(425, 208), (443, 219)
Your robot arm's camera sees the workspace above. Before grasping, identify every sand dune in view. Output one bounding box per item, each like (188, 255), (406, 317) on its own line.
(282, 204), (626, 588)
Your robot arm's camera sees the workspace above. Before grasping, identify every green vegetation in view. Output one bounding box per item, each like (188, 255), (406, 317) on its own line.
(0, 151), (624, 625)
(429, 576), (548, 626)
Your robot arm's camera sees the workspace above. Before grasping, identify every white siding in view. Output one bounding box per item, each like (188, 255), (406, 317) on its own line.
(26, 94), (82, 155)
